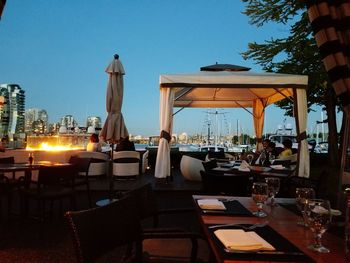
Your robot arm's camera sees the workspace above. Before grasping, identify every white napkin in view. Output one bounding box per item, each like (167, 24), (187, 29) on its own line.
(270, 164), (284, 170)
(197, 199), (226, 210)
(239, 160), (250, 172)
(331, 209), (342, 216)
(214, 229), (275, 251)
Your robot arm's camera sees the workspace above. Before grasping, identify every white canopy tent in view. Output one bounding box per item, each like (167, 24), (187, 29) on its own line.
(154, 71), (309, 179)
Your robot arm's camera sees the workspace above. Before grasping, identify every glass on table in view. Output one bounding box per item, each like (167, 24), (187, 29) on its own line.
(260, 152), (267, 166)
(295, 187), (315, 226)
(265, 177), (280, 206)
(247, 154), (254, 165)
(251, 182), (269, 217)
(304, 199), (332, 253)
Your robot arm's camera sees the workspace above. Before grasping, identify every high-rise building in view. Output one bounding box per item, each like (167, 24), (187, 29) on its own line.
(60, 115), (77, 129)
(0, 84), (25, 140)
(25, 108), (49, 134)
(86, 116), (102, 128)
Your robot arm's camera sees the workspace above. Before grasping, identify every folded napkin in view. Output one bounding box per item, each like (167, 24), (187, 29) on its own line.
(311, 206), (342, 216)
(331, 209), (342, 216)
(239, 160), (250, 172)
(270, 164), (284, 170)
(214, 229), (275, 251)
(197, 199), (226, 210)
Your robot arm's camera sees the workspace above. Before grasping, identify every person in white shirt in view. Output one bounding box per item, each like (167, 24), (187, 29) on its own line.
(86, 134), (102, 152)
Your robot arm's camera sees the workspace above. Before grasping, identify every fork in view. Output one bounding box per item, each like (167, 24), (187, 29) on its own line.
(208, 222), (268, 230)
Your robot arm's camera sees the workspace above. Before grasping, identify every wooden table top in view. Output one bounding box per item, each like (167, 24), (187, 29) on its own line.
(193, 195), (347, 263)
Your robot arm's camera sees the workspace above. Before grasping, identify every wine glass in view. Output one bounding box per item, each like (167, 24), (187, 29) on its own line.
(251, 182), (269, 217)
(269, 152), (275, 163)
(295, 187), (315, 226)
(265, 177), (280, 206)
(247, 154), (254, 165)
(260, 152), (266, 166)
(304, 199), (332, 253)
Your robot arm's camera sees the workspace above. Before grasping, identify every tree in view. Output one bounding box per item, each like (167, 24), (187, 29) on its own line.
(241, 0), (343, 170)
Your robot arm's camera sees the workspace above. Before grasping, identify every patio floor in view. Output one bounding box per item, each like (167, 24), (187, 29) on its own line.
(0, 169), (209, 263)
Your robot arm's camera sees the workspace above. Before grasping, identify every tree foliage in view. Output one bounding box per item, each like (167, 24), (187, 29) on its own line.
(241, 1), (331, 116)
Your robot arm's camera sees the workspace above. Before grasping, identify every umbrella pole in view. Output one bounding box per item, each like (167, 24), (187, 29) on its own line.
(108, 143), (114, 200)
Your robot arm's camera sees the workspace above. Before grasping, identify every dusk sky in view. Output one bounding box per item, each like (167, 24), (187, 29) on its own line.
(0, 1), (336, 137)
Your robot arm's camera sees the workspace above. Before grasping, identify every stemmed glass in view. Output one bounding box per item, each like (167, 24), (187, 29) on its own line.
(265, 177), (280, 206)
(260, 152), (266, 166)
(251, 182), (269, 217)
(269, 152), (275, 164)
(295, 187), (315, 226)
(304, 199), (332, 253)
(247, 154), (254, 165)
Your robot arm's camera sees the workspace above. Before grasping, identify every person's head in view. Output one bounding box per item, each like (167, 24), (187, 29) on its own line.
(267, 142), (276, 152)
(90, 133), (99, 143)
(282, 139), (292, 149)
(262, 139), (270, 148)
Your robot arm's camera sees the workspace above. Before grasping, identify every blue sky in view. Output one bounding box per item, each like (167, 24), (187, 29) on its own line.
(0, 1), (337, 137)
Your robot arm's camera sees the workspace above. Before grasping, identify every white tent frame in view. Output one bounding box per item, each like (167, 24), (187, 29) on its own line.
(154, 71), (309, 179)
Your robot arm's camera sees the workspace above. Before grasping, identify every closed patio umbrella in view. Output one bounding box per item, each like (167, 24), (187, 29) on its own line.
(100, 54), (128, 143)
(99, 54), (128, 203)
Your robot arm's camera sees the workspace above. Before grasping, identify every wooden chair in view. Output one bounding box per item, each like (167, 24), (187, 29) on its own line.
(69, 156), (92, 208)
(20, 164), (76, 220)
(201, 159), (218, 172)
(124, 183), (206, 262)
(200, 170), (251, 196)
(0, 156), (18, 217)
(65, 195), (142, 263)
(66, 193), (205, 263)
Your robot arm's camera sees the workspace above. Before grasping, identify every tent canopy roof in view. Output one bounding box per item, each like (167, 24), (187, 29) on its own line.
(160, 71), (308, 108)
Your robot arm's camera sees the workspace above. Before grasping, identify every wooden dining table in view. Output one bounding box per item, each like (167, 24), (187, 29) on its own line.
(193, 195), (347, 263)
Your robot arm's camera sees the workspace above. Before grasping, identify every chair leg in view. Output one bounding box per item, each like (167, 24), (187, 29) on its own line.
(86, 182), (92, 208)
(70, 194), (77, 211)
(190, 237), (198, 263)
(7, 191), (12, 218)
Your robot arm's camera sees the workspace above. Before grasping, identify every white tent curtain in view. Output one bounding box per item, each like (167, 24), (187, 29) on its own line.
(155, 88), (175, 178)
(253, 99), (265, 152)
(156, 71), (309, 179)
(295, 89), (310, 178)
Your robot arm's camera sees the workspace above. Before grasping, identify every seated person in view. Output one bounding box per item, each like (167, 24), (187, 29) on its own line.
(86, 133), (102, 152)
(254, 139), (270, 165)
(116, 136), (135, 151)
(278, 139), (293, 159)
(267, 142), (278, 160)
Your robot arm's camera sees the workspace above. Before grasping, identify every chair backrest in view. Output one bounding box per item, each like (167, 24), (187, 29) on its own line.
(180, 155), (204, 181)
(202, 159), (218, 172)
(0, 156), (14, 164)
(113, 151), (140, 177)
(76, 151), (109, 176)
(65, 195), (142, 263)
(200, 170), (251, 196)
(37, 165), (75, 187)
(69, 156), (91, 177)
(125, 183), (158, 222)
(208, 150), (225, 159)
(141, 150), (149, 174)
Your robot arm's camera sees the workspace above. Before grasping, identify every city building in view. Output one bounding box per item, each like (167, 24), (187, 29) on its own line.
(0, 84), (25, 145)
(86, 116), (102, 129)
(60, 115), (78, 130)
(25, 108), (49, 134)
